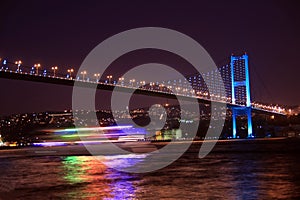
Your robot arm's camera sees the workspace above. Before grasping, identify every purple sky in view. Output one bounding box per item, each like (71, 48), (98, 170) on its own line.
(0, 0), (299, 115)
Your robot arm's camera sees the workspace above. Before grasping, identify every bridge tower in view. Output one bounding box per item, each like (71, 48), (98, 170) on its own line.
(230, 53), (253, 138)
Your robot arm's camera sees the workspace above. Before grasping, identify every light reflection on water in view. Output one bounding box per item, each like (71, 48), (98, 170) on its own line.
(0, 139), (300, 199)
(62, 156), (138, 199)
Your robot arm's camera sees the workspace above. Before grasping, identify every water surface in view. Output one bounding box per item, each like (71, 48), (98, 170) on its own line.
(0, 138), (300, 199)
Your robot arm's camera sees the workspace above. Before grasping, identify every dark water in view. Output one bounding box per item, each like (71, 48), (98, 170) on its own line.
(1, 138), (300, 199)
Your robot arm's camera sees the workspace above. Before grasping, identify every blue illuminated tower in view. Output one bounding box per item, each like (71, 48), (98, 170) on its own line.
(230, 53), (253, 138)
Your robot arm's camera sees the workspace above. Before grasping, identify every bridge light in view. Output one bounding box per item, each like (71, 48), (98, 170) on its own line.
(15, 60), (22, 72)
(34, 63), (41, 75)
(118, 77), (125, 85)
(140, 80), (146, 86)
(129, 79), (135, 87)
(68, 68), (74, 79)
(94, 73), (101, 82)
(51, 66), (58, 77)
(106, 75), (112, 84)
(80, 70), (87, 80)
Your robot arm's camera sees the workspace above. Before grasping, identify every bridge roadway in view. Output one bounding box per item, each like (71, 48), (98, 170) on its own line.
(0, 70), (284, 115)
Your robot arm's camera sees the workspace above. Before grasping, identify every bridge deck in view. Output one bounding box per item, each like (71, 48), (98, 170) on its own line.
(0, 70), (284, 115)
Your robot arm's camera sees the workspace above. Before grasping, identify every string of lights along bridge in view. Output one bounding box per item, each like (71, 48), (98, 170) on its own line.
(0, 54), (286, 138)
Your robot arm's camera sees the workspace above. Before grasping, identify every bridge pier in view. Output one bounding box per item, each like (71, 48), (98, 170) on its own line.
(232, 107), (253, 138)
(231, 53), (253, 138)
(232, 109), (237, 138)
(247, 107), (253, 138)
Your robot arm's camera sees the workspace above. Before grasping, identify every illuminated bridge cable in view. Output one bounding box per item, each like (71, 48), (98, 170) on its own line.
(251, 63), (274, 104)
(179, 56), (230, 80)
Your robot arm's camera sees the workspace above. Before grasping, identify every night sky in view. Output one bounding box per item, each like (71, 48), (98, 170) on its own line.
(0, 0), (299, 115)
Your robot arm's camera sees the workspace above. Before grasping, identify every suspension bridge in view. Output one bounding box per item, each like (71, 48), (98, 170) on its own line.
(0, 54), (286, 138)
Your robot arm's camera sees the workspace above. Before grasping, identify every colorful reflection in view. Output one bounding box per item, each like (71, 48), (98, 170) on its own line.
(61, 156), (139, 199)
(98, 154), (149, 172)
(104, 170), (137, 200)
